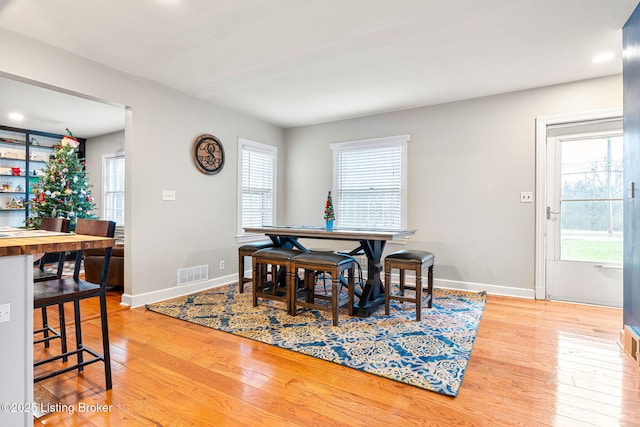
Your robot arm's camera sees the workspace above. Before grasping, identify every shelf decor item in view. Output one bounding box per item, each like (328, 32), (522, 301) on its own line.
(324, 190), (335, 228)
(26, 128), (95, 230)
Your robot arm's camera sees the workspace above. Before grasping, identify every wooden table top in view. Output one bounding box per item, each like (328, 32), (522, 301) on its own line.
(0, 231), (116, 257)
(244, 225), (416, 241)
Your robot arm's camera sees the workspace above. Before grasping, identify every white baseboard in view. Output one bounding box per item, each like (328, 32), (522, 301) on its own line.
(434, 278), (535, 299)
(120, 273), (237, 308)
(120, 273), (535, 308)
(384, 270), (534, 299)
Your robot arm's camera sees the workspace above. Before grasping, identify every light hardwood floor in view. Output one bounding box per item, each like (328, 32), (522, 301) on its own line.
(33, 289), (640, 426)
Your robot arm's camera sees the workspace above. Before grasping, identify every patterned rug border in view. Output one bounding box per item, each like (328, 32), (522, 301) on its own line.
(146, 284), (486, 397)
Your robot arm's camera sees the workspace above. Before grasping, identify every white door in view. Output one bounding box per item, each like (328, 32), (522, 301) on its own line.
(545, 119), (623, 307)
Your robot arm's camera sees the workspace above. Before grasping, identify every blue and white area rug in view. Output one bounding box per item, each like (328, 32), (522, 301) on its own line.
(146, 284), (486, 397)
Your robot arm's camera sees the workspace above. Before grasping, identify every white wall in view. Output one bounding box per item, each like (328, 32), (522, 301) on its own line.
(0, 29), (285, 304)
(284, 75), (623, 296)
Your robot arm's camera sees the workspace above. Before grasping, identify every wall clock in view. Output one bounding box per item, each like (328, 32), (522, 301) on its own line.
(193, 134), (225, 175)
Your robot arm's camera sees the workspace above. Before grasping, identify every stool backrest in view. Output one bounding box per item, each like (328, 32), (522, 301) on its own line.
(39, 217), (70, 233)
(73, 219), (116, 283)
(75, 218), (116, 238)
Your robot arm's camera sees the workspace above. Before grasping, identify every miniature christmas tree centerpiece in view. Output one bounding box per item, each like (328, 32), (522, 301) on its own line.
(324, 190), (335, 228)
(26, 129), (96, 230)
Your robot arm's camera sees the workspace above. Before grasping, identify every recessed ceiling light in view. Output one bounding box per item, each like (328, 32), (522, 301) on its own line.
(8, 112), (24, 121)
(593, 53), (614, 63)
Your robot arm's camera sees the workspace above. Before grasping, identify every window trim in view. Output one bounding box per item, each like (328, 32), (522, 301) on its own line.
(237, 137), (277, 242)
(331, 134), (409, 230)
(102, 151), (125, 226)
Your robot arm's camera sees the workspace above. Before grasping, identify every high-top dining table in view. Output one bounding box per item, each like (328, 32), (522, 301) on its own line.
(0, 227), (115, 426)
(244, 225), (416, 317)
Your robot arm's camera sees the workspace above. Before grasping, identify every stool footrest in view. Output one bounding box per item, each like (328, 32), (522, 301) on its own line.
(292, 254), (356, 326)
(34, 345), (103, 383)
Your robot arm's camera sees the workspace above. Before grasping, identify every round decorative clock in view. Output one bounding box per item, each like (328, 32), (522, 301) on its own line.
(193, 134), (225, 175)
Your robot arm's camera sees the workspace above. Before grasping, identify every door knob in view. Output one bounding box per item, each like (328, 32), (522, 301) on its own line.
(546, 206), (559, 220)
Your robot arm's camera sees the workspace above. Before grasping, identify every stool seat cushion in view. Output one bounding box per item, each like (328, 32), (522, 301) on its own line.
(239, 241), (274, 252)
(253, 247), (299, 261)
(385, 249), (434, 266)
(293, 251), (354, 267)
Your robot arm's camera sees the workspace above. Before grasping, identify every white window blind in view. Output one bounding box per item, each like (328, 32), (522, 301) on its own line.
(238, 138), (277, 236)
(103, 152), (125, 226)
(332, 135), (408, 229)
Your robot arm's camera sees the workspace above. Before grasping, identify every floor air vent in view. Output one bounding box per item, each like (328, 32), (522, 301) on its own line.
(177, 265), (209, 286)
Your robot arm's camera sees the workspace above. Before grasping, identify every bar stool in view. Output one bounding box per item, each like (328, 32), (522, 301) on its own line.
(292, 252), (355, 326)
(252, 247), (299, 314)
(34, 217), (70, 354)
(384, 249), (434, 321)
(33, 219), (115, 390)
(238, 241), (274, 293)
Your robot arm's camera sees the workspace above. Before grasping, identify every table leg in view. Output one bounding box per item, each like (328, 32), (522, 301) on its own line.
(268, 236), (307, 290)
(269, 236), (308, 252)
(352, 239), (386, 317)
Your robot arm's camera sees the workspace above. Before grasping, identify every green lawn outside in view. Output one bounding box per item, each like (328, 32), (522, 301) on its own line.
(561, 239), (623, 264)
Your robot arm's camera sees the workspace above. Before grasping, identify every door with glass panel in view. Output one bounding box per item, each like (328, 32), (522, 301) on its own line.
(545, 120), (623, 307)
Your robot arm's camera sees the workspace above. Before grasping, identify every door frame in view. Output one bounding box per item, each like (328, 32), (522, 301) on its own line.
(534, 108), (622, 300)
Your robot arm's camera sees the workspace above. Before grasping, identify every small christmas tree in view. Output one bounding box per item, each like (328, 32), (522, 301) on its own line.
(324, 190), (335, 224)
(26, 129), (96, 230)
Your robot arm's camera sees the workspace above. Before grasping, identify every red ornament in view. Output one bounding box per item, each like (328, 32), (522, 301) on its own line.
(85, 196), (91, 202)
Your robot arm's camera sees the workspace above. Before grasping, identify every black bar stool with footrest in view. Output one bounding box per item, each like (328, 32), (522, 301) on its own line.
(291, 251), (356, 326)
(33, 217), (70, 355)
(33, 218), (116, 390)
(238, 241), (274, 293)
(384, 249), (434, 321)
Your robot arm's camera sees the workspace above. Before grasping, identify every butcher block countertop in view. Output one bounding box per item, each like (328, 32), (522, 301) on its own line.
(0, 230), (115, 257)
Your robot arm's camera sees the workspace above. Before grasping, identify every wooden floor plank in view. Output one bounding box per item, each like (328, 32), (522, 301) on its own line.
(31, 290), (640, 426)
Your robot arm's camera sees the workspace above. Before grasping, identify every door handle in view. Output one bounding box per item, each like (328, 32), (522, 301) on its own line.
(546, 206), (559, 220)
(594, 264), (623, 270)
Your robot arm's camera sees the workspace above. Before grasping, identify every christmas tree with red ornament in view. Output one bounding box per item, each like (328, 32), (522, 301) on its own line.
(26, 129), (96, 230)
(324, 191), (335, 223)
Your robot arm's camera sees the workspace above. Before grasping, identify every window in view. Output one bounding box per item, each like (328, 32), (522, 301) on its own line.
(237, 138), (277, 239)
(102, 152), (125, 226)
(331, 135), (408, 229)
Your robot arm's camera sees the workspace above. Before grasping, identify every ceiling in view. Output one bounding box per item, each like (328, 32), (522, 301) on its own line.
(0, 77), (125, 139)
(0, 0), (638, 133)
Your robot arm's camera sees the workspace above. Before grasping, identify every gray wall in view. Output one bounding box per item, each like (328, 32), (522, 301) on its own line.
(0, 27), (624, 300)
(284, 75), (622, 295)
(0, 28), (285, 304)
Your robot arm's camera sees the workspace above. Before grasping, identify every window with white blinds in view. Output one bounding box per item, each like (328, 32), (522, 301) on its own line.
(331, 135), (408, 229)
(102, 152), (125, 226)
(238, 138), (277, 238)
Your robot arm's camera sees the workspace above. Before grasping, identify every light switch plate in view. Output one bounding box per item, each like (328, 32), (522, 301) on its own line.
(520, 192), (533, 203)
(162, 190), (176, 201)
(0, 303), (10, 323)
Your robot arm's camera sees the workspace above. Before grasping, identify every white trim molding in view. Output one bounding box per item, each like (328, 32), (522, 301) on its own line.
(236, 137), (277, 241)
(435, 278), (535, 299)
(120, 273), (237, 308)
(534, 107), (622, 301)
